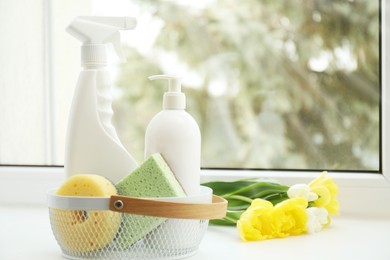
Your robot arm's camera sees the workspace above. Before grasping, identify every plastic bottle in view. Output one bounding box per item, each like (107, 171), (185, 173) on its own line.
(65, 16), (138, 183)
(145, 75), (201, 195)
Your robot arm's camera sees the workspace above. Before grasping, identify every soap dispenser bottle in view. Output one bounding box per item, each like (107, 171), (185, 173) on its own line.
(145, 75), (201, 196)
(65, 16), (138, 183)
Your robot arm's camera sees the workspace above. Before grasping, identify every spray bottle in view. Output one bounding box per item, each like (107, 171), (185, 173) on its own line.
(65, 16), (138, 183)
(145, 75), (201, 195)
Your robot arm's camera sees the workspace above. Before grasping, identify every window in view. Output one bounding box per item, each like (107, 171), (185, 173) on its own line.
(0, 0), (382, 174)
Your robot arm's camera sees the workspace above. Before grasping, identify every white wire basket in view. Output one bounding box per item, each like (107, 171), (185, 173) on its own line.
(47, 186), (227, 260)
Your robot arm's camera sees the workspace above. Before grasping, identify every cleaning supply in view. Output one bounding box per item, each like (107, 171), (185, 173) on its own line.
(54, 174), (121, 253)
(145, 75), (201, 196)
(65, 16), (138, 183)
(115, 153), (186, 248)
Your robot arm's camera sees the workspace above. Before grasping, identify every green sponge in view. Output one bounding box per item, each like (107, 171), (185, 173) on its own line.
(115, 153), (186, 248)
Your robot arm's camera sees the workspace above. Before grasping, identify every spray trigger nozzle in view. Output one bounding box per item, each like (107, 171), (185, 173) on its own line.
(67, 16), (137, 64)
(107, 32), (126, 61)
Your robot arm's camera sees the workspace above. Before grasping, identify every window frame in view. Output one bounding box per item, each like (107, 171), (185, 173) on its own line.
(0, 0), (389, 216)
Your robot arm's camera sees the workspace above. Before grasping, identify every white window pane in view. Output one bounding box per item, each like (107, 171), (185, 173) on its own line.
(0, 0), (381, 172)
(0, 0), (92, 165)
(111, 1), (380, 171)
(0, 1), (46, 164)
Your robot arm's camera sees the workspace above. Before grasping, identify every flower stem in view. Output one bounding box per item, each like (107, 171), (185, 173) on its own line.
(224, 215), (238, 224)
(224, 195), (253, 204)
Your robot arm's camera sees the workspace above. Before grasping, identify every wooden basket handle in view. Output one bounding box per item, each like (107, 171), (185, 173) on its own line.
(109, 195), (227, 220)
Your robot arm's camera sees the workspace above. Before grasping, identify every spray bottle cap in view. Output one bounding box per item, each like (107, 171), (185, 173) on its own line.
(66, 16), (137, 66)
(149, 75), (186, 110)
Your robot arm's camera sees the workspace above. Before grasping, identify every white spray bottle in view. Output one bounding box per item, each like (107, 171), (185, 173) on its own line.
(65, 16), (138, 183)
(145, 75), (201, 195)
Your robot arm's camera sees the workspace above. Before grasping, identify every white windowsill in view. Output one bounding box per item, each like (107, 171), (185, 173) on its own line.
(1, 206), (389, 260)
(0, 159), (389, 260)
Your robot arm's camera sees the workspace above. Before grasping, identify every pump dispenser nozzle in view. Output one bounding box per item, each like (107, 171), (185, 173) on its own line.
(67, 16), (136, 65)
(149, 75), (186, 110)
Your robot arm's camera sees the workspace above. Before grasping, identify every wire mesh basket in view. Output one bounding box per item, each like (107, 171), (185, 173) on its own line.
(47, 186), (227, 260)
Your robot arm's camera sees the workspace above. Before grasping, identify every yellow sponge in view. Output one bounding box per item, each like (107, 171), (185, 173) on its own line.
(56, 174), (118, 197)
(54, 174), (121, 253)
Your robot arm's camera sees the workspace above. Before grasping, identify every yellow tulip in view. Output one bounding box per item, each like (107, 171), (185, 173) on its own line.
(237, 199), (275, 241)
(237, 198), (309, 241)
(273, 198), (308, 237)
(309, 172), (340, 215)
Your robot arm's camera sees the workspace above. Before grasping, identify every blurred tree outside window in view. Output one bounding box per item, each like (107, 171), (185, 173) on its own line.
(113, 0), (380, 171)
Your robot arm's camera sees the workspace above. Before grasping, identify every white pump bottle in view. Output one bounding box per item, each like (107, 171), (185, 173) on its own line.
(65, 16), (138, 183)
(145, 75), (201, 196)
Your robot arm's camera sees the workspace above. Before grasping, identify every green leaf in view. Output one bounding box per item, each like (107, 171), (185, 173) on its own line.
(229, 182), (288, 198)
(223, 195), (252, 210)
(202, 180), (258, 196)
(210, 219), (236, 226)
(204, 180), (291, 226)
(203, 180), (288, 199)
(252, 188), (289, 198)
(210, 210), (244, 226)
(225, 198), (250, 208)
(263, 192), (289, 205)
